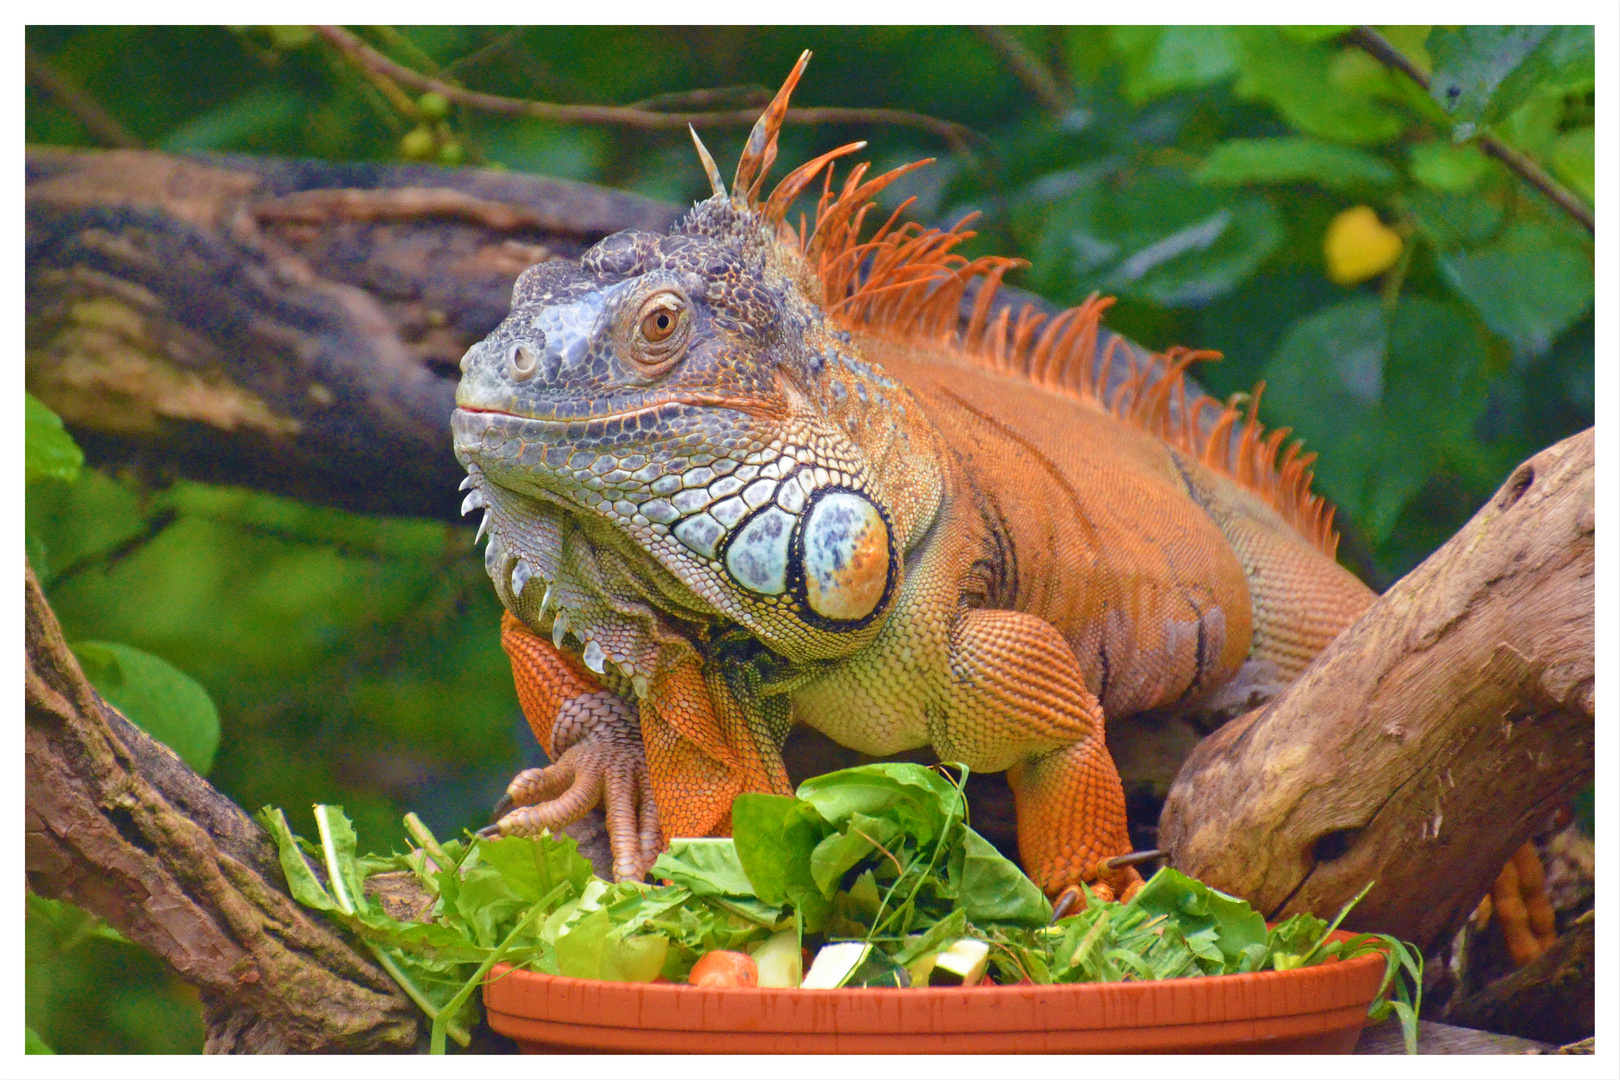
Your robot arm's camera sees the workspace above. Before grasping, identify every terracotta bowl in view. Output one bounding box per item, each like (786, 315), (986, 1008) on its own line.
(483, 929), (1386, 1054)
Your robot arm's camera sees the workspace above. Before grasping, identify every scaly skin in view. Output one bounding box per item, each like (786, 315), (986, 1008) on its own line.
(453, 53), (1374, 893)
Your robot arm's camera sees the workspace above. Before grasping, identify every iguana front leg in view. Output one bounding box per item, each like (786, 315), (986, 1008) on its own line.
(639, 650), (793, 840)
(495, 611), (660, 881)
(938, 608), (1140, 899)
(501, 611), (791, 870)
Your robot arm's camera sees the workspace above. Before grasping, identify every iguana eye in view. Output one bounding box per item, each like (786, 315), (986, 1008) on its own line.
(641, 308), (677, 343)
(628, 292), (689, 374)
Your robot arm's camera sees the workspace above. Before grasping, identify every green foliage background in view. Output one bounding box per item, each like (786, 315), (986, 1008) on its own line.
(24, 26), (1594, 1053)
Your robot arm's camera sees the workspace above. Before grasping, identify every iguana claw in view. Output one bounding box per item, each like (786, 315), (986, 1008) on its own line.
(491, 738), (660, 882)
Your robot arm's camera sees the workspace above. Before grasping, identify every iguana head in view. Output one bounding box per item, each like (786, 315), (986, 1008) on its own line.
(453, 53), (943, 669)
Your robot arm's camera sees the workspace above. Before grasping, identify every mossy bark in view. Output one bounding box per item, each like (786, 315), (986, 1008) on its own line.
(25, 564), (421, 1053)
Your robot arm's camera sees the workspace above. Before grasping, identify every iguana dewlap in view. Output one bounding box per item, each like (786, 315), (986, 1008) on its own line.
(452, 53), (1374, 896)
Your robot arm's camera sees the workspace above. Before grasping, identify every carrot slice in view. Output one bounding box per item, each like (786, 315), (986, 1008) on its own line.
(689, 950), (759, 987)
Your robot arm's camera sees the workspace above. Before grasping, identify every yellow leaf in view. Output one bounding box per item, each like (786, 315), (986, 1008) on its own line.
(1324, 206), (1403, 286)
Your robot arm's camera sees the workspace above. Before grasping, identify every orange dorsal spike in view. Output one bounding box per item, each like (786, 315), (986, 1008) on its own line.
(764, 140), (866, 225)
(705, 52), (1341, 558)
(734, 50), (812, 207)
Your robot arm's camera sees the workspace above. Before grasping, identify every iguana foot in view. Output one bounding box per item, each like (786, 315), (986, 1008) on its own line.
(491, 737), (660, 882)
(497, 610), (662, 881)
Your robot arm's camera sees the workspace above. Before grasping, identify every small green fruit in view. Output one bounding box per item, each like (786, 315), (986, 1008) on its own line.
(418, 92), (450, 120)
(399, 126), (436, 160)
(267, 25), (313, 50)
(437, 141), (466, 167)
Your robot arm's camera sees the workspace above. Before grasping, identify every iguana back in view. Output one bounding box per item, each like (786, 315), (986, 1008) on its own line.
(866, 339), (1371, 721)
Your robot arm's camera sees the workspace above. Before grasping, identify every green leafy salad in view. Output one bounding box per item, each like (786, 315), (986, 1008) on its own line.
(260, 762), (1420, 1053)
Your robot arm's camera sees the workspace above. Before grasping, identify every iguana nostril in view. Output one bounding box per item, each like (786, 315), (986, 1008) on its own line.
(508, 343), (539, 381)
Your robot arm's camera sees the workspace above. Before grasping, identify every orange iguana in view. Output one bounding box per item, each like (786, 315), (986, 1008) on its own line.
(452, 54), (1374, 900)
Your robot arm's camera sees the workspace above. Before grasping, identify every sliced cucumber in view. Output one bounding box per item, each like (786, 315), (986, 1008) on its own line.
(924, 938), (991, 987)
(749, 928), (803, 988)
(802, 942), (870, 988)
(801, 941), (911, 988)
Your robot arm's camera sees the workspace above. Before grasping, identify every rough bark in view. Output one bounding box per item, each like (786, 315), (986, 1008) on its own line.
(1159, 429), (1594, 954)
(25, 147), (682, 522)
(25, 563), (421, 1053)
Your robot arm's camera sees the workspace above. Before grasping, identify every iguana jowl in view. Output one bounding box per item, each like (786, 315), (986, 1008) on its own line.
(452, 53), (1374, 898)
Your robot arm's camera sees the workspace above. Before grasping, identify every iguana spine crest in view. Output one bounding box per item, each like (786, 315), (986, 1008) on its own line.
(734, 52), (1339, 557)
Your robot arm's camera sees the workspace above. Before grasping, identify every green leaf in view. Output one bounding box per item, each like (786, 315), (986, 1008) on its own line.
(1261, 297), (1490, 543)
(27, 893), (132, 950)
(1126, 868), (1267, 971)
(892, 909), (969, 967)
(1551, 126), (1595, 204)
(1494, 88), (1566, 159)
(1281, 26), (1354, 44)
(552, 906), (668, 982)
(1400, 190), (1504, 248)
(1427, 26), (1594, 136)
(1036, 171), (1284, 309)
(313, 803), (370, 916)
(1108, 26), (1239, 103)
(25, 393), (83, 485)
(1103, 195), (1284, 308)
(809, 819), (886, 898)
(1232, 28), (1404, 144)
(255, 807), (341, 913)
(475, 831), (594, 908)
(731, 792), (830, 907)
(1436, 222), (1594, 356)
(1195, 138), (1398, 191)
(452, 862), (532, 949)
(1266, 910), (1332, 970)
(797, 762), (964, 847)
(70, 641), (220, 774)
(158, 86), (307, 152)
(651, 837), (757, 898)
(25, 1027), (54, 1054)
(1408, 140), (1491, 193)
(480, 121), (606, 183)
(958, 828), (1051, 927)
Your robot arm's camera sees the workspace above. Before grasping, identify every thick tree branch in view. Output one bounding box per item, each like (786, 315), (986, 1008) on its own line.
(25, 563), (421, 1052)
(1160, 429), (1593, 954)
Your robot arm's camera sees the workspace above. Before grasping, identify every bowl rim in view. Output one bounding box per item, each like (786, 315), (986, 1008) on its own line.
(484, 926), (1388, 1003)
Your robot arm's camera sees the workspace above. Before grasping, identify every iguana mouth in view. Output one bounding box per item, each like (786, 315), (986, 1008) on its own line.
(453, 392), (785, 428)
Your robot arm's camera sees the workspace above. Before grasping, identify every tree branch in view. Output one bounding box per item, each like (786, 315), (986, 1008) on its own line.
(25, 563), (421, 1052)
(1345, 26), (1594, 235)
(973, 26), (1071, 119)
(315, 25), (981, 154)
(1159, 429), (1593, 954)
(25, 46), (143, 149)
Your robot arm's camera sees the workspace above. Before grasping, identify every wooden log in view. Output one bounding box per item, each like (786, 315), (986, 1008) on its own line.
(24, 563), (421, 1053)
(25, 147), (682, 521)
(1353, 1019), (1556, 1055)
(1159, 429), (1593, 954)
